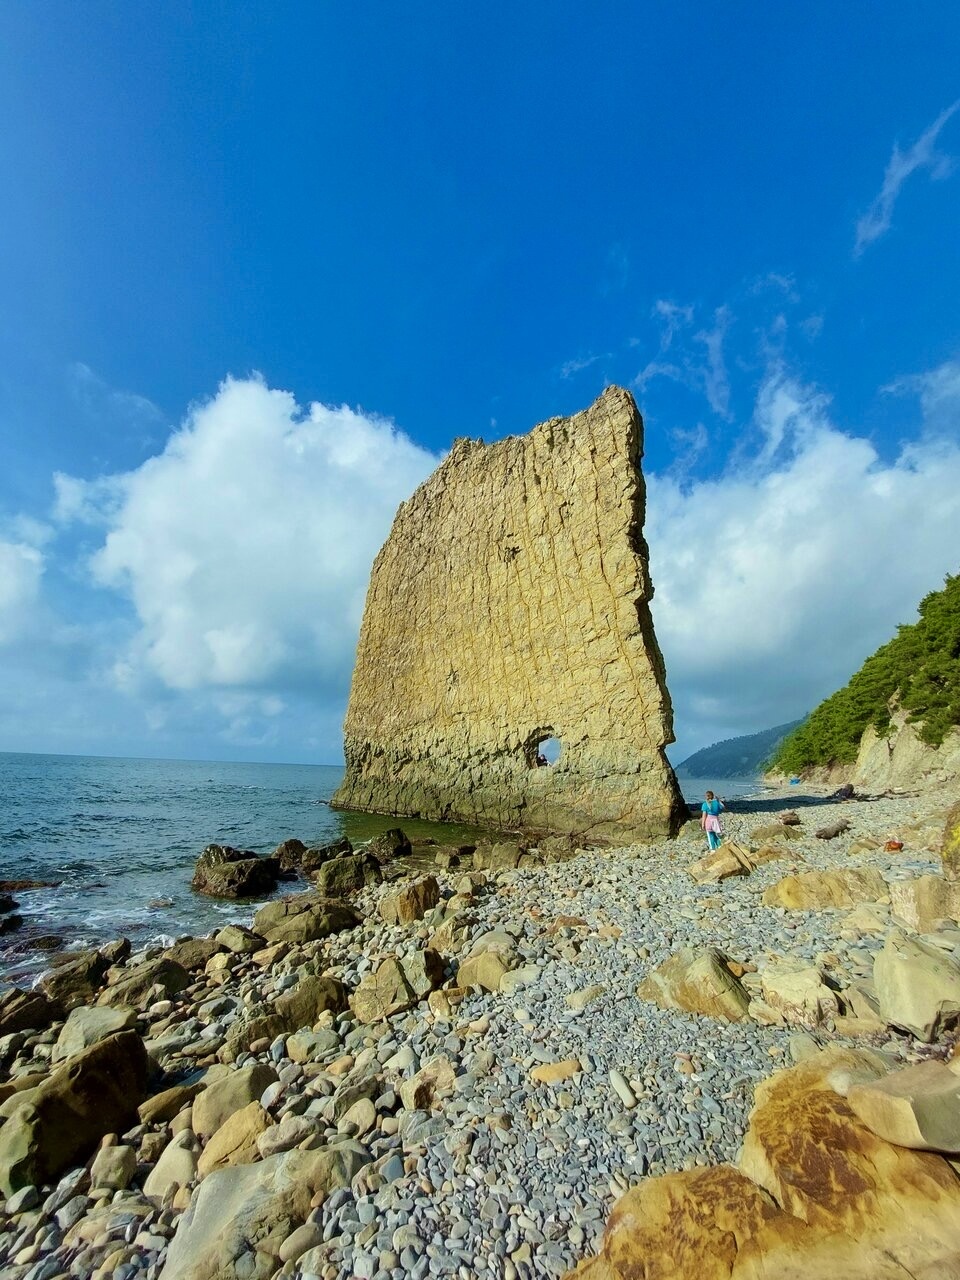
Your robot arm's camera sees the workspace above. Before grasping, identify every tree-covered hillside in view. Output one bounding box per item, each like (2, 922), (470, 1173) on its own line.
(769, 573), (960, 774)
(676, 721), (803, 778)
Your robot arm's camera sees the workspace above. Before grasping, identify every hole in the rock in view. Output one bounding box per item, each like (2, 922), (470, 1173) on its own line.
(535, 736), (562, 767)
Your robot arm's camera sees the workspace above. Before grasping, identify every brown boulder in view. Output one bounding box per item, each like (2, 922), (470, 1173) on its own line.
(365, 828), (412, 861)
(379, 875), (441, 925)
(637, 948), (750, 1022)
(761, 868), (886, 910)
(299, 838), (352, 873)
(252, 893), (361, 945)
(847, 1059), (960, 1153)
(889, 875), (960, 932)
(0, 1029), (149, 1194)
(740, 1048), (960, 1270)
(0, 987), (62, 1036)
(98, 956), (191, 1008)
(472, 841), (524, 871)
(313, 852), (381, 895)
(164, 937), (223, 970)
(565, 1046), (960, 1280)
(274, 974), (347, 1030)
(40, 949), (110, 1011)
(192, 851), (278, 899)
(272, 837), (308, 871)
(351, 957), (417, 1023)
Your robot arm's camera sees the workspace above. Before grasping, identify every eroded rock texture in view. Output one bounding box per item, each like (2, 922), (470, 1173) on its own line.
(333, 386), (685, 840)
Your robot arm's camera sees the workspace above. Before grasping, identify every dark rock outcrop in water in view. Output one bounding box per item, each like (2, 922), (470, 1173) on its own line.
(333, 386), (685, 841)
(191, 845), (279, 899)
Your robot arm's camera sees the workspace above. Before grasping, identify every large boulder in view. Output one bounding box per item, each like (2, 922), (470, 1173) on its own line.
(164, 937), (224, 970)
(0, 1029), (149, 1194)
(456, 929), (519, 994)
(847, 1059), (960, 1152)
(472, 841), (524, 871)
(564, 1047), (960, 1280)
(159, 1142), (371, 1280)
(253, 894), (361, 946)
(98, 956), (191, 1008)
(757, 964), (840, 1029)
(366, 829), (412, 861)
(40, 948), (110, 1011)
(272, 838), (308, 872)
(0, 987), (62, 1036)
(52, 1004), (138, 1062)
(193, 1064), (278, 1142)
(873, 929), (960, 1042)
(192, 845), (278, 899)
(761, 868), (886, 911)
(196, 1101), (271, 1176)
(351, 957), (417, 1024)
(313, 852), (381, 895)
(144, 1129), (200, 1202)
(565, 1164), (781, 1280)
(739, 1047), (960, 1271)
(379, 875), (440, 925)
(686, 841), (758, 885)
(637, 948), (750, 1022)
(274, 975), (347, 1030)
(889, 874), (960, 932)
(299, 838), (352, 874)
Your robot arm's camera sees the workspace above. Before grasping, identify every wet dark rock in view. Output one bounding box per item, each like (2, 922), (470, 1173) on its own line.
(314, 851), (382, 895)
(191, 845), (278, 898)
(300, 837), (353, 874)
(40, 949), (111, 1012)
(366, 828), (412, 861)
(0, 987), (63, 1037)
(0, 879), (60, 891)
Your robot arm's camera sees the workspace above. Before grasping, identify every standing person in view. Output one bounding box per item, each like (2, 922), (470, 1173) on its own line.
(700, 790), (725, 850)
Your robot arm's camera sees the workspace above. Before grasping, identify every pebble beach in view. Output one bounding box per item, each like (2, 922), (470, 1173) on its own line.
(1, 780), (959, 1280)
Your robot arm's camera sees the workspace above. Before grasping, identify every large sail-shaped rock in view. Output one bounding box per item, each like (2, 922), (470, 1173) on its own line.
(333, 386), (685, 840)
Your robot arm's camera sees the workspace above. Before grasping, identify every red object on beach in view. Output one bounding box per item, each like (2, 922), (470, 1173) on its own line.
(884, 839), (904, 852)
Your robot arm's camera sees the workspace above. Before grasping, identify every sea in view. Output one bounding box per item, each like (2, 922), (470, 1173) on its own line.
(0, 752), (763, 987)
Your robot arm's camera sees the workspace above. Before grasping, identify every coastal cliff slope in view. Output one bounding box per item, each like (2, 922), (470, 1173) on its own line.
(769, 572), (960, 791)
(333, 386), (686, 840)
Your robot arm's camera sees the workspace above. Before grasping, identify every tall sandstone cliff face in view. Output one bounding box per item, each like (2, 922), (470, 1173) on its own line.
(333, 386), (686, 840)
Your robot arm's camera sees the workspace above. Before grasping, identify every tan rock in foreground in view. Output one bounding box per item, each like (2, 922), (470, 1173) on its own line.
(564, 1047), (960, 1280)
(637, 948), (750, 1022)
(874, 929), (960, 1042)
(847, 1059), (960, 1152)
(332, 386), (686, 842)
(761, 867), (886, 910)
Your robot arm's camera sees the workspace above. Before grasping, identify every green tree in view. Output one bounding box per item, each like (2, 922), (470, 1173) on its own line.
(769, 573), (960, 773)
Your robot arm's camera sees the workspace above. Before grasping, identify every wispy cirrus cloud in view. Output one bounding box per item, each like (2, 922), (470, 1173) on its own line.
(559, 352), (609, 380)
(855, 100), (960, 256)
(634, 300), (733, 420)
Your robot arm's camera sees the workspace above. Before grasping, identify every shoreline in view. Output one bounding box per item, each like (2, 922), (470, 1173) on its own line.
(1, 781), (958, 1279)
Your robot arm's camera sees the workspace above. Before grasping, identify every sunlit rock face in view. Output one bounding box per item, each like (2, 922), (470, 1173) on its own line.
(333, 386), (685, 842)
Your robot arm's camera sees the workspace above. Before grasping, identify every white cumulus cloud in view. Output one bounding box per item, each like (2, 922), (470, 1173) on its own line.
(57, 375), (440, 699)
(648, 365), (960, 761)
(0, 538), (44, 643)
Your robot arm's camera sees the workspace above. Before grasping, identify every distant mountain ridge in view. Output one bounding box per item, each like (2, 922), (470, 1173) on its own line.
(675, 720), (804, 779)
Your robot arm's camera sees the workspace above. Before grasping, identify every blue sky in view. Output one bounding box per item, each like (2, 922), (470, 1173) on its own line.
(1, 2), (960, 765)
